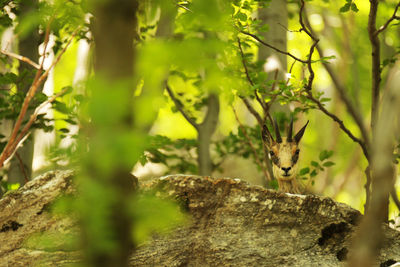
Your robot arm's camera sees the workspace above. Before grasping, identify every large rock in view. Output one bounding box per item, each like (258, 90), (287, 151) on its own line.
(0, 171), (399, 266)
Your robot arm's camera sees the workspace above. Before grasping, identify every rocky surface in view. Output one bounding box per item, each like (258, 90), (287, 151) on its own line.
(0, 171), (399, 266)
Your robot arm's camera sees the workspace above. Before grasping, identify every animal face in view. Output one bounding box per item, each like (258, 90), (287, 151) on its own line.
(262, 119), (309, 181)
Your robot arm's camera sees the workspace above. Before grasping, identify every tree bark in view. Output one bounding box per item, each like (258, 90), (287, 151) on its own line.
(258, 0), (288, 78)
(197, 93), (219, 176)
(89, 1), (139, 266)
(348, 61), (400, 267)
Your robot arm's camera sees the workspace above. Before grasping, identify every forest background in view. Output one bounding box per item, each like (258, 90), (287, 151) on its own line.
(0, 0), (399, 266)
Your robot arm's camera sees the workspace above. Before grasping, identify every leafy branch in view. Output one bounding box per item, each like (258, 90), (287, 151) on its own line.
(375, 1), (400, 36)
(302, 7), (370, 160)
(0, 50), (40, 70)
(240, 31), (308, 64)
(165, 84), (199, 130)
(0, 25), (79, 170)
(232, 106), (269, 186)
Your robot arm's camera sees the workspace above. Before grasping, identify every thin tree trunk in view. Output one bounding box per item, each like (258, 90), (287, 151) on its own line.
(8, 0), (40, 184)
(258, 0), (288, 78)
(197, 93), (219, 176)
(349, 64), (400, 267)
(89, 1), (138, 266)
(367, 0), (389, 222)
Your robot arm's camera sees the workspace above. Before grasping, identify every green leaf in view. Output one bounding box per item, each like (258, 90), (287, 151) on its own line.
(59, 128), (70, 133)
(320, 98), (331, 102)
(0, 72), (18, 85)
(350, 3), (359, 12)
(237, 12), (247, 22)
(53, 101), (70, 114)
(310, 170), (318, 177)
(299, 167), (310, 176)
(319, 150), (334, 161)
(311, 161), (320, 168)
(323, 161), (335, 167)
(7, 183), (20, 190)
(340, 3), (351, 12)
(60, 86), (73, 96)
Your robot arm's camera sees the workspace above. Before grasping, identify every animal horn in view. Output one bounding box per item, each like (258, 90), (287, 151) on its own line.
(273, 118), (282, 143)
(287, 118), (293, 142)
(262, 124), (274, 145)
(294, 120), (309, 143)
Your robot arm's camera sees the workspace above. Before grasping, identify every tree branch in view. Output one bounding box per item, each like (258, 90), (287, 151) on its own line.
(165, 84), (199, 130)
(237, 37), (267, 112)
(0, 27), (79, 169)
(0, 50), (40, 69)
(14, 152), (29, 183)
(302, 7), (371, 158)
(306, 92), (369, 160)
(299, 0), (319, 91)
(375, 1), (400, 36)
(233, 107), (270, 184)
(240, 31), (307, 64)
(368, 0), (381, 136)
(240, 97), (264, 126)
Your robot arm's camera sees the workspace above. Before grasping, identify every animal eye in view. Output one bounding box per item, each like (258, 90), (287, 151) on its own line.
(295, 149), (300, 155)
(269, 151), (275, 157)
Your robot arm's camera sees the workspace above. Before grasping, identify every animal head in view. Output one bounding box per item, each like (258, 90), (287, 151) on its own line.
(262, 119), (309, 181)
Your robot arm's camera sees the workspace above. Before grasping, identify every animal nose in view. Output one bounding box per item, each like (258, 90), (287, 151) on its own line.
(281, 167), (292, 173)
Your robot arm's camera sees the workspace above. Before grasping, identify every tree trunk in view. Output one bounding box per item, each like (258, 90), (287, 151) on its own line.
(258, 0), (288, 78)
(88, 1), (139, 266)
(197, 93), (219, 176)
(1, 170), (400, 266)
(348, 61), (400, 267)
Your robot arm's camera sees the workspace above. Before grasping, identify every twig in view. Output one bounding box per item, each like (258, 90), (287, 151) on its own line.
(286, 60), (296, 85)
(35, 86), (71, 113)
(237, 38), (267, 111)
(165, 84), (199, 130)
(391, 188), (400, 212)
(0, 50), (40, 69)
(0, 27), (79, 169)
(6, 86), (73, 167)
(278, 22), (301, 33)
(176, 3), (193, 13)
(39, 14), (55, 70)
(3, 133), (30, 168)
(375, 1), (400, 36)
(368, 0), (381, 137)
(240, 31), (308, 64)
(302, 7), (370, 159)
(306, 92), (369, 159)
(237, 38), (254, 86)
(264, 70), (279, 113)
(364, 166), (372, 214)
(299, 0), (319, 91)
(240, 97), (264, 126)
(233, 106), (270, 183)
(15, 152), (29, 183)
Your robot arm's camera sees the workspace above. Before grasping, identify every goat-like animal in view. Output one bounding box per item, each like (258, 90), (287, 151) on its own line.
(262, 119), (309, 194)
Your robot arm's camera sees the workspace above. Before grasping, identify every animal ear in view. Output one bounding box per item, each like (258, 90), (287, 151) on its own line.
(294, 120), (309, 143)
(273, 118), (282, 143)
(262, 124), (273, 146)
(287, 118), (293, 142)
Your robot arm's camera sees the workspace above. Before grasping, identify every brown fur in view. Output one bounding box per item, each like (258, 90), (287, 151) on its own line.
(262, 120), (309, 194)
